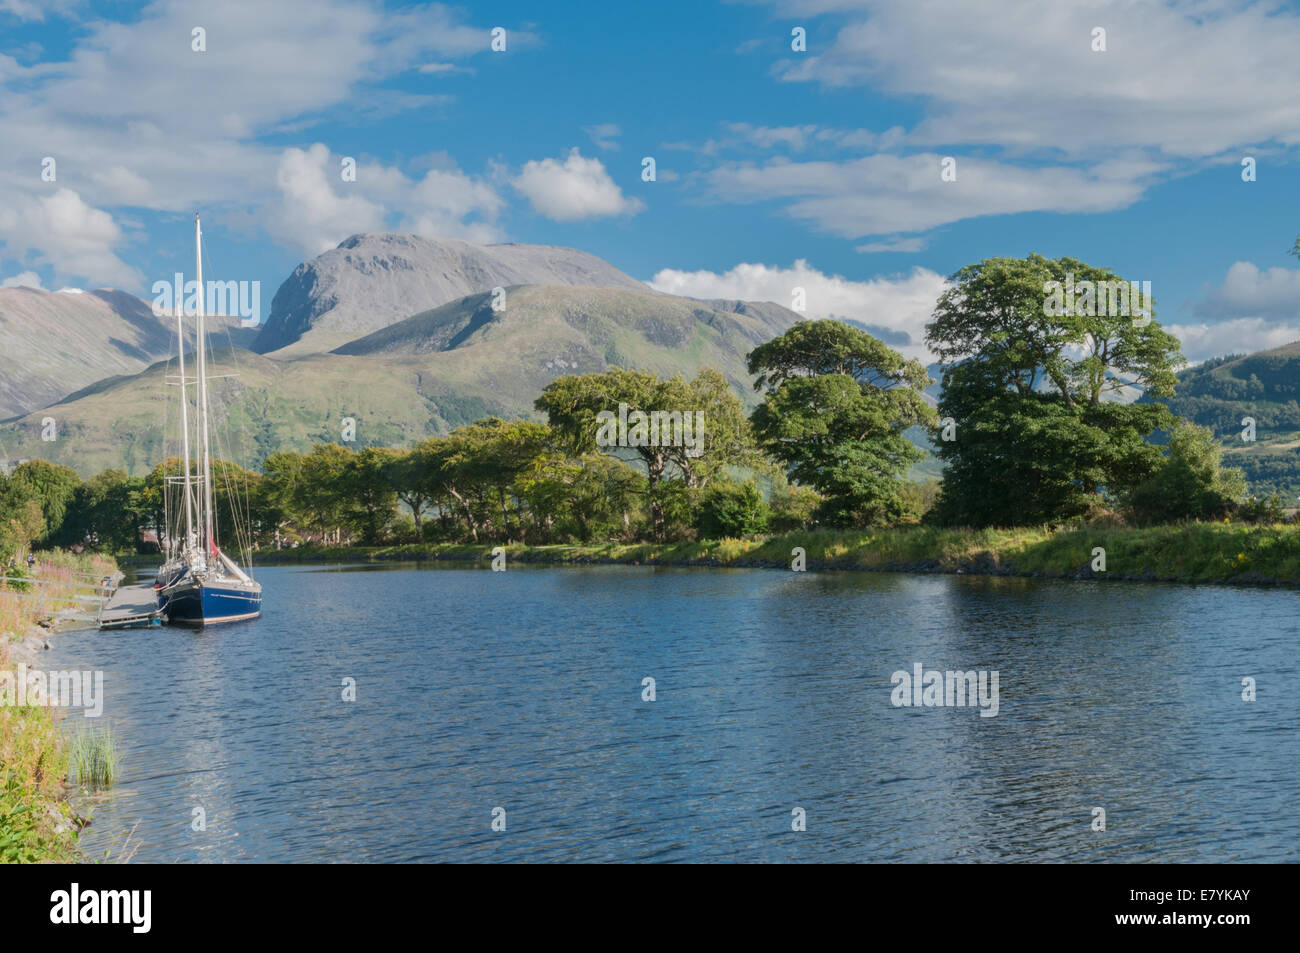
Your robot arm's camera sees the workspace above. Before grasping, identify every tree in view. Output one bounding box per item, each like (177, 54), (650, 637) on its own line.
(0, 498), (44, 561)
(54, 468), (147, 552)
(519, 453), (645, 543)
(1124, 422), (1247, 524)
(747, 320), (936, 526)
(258, 450), (306, 545)
(535, 367), (756, 539)
(344, 447), (398, 544)
(380, 444), (440, 535)
(295, 444), (356, 544)
(3, 459), (81, 544)
(431, 419), (551, 543)
(924, 254), (1183, 526)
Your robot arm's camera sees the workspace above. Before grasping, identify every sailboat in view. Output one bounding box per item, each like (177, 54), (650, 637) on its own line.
(157, 215), (263, 625)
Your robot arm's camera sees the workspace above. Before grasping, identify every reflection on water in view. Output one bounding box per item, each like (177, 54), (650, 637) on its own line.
(47, 564), (1300, 862)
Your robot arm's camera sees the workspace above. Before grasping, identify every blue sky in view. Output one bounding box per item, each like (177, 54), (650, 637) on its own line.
(3, 0), (1300, 362)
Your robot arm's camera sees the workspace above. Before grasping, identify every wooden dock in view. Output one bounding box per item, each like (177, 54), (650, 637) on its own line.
(98, 583), (163, 629)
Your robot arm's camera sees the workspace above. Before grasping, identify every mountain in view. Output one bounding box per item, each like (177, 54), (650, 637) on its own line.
(1148, 341), (1300, 499)
(252, 233), (648, 356)
(0, 283), (800, 477)
(0, 287), (177, 420)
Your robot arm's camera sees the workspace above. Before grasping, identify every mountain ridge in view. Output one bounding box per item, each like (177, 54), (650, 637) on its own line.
(253, 233), (649, 355)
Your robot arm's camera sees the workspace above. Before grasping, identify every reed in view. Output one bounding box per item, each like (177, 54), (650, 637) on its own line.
(67, 724), (119, 789)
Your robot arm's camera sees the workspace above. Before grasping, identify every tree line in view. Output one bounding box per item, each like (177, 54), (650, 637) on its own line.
(2, 253), (1284, 559)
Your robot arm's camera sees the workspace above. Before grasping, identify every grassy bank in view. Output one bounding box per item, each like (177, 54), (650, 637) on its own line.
(1, 550), (116, 863)
(250, 522), (1300, 586)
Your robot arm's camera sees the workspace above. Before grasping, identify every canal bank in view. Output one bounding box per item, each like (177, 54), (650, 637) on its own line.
(1, 550), (119, 862)
(135, 522), (1300, 588)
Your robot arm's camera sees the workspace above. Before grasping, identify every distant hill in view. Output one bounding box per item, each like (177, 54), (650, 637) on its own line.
(1143, 341), (1300, 499)
(0, 287), (177, 420)
(253, 233), (648, 355)
(0, 284), (800, 477)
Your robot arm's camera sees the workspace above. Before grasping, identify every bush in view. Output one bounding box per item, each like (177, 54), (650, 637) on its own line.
(1124, 422), (1247, 524)
(1236, 493), (1289, 524)
(767, 478), (820, 532)
(696, 482), (770, 539)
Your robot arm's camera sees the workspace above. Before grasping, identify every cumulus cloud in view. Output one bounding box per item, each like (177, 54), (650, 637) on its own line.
(267, 146), (388, 255)
(513, 149), (644, 221)
(1167, 260), (1300, 362)
(706, 152), (1152, 238)
(649, 259), (946, 361)
(265, 144), (504, 254)
(1193, 261), (1300, 322)
(0, 187), (137, 286)
(0, 271), (42, 289)
(770, 0), (1300, 159)
(0, 0), (531, 283)
(1167, 318), (1300, 364)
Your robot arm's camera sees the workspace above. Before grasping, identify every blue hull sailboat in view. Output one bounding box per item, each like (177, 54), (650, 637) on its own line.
(157, 214), (262, 626)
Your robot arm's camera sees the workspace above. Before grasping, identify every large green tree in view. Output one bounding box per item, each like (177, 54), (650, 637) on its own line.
(747, 320), (935, 526)
(535, 367), (756, 538)
(2, 459), (82, 544)
(924, 254), (1184, 526)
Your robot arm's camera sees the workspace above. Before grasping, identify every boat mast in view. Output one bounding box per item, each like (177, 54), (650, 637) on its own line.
(194, 213), (216, 560)
(174, 257), (197, 556)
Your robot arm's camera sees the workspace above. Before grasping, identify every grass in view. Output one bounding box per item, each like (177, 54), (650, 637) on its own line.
(252, 521), (1300, 586)
(0, 643), (79, 863)
(67, 725), (119, 789)
(1, 549), (118, 863)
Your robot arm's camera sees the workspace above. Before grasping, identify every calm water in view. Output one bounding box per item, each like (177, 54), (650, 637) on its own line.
(45, 564), (1300, 863)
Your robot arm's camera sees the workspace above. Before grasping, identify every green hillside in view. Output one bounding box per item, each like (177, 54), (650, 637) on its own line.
(0, 285), (795, 477)
(1154, 341), (1300, 499)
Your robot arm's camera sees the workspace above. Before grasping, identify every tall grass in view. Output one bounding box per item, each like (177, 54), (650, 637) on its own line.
(0, 638), (80, 862)
(67, 725), (119, 789)
(0, 550), (116, 639)
(266, 522), (1300, 584)
(0, 549), (114, 863)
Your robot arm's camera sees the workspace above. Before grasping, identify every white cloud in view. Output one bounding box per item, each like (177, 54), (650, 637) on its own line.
(418, 62), (473, 75)
(583, 123), (622, 151)
(513, 149), (644, 221)
(266, 144), (504, 254)
(856, 236), (927, 253)
(267, 146), (388, 255)
(1167, 318), (1300, 364)
(720, 122), (894, 153)
(1168, 260), (1300, 361)
(0, 187), (137, 286)
(706, 152), (1151, 238)
(770, 0), (1300, 159)
(0, 270), (42, 288)
(649, 259), (946, 361)
(1193, 261), (1300, 322)
(0, 0), (531, 283)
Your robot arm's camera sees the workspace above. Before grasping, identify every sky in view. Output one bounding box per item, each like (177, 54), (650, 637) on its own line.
(3, 0), (1300, 363)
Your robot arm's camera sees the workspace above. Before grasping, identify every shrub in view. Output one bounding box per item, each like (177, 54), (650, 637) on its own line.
(696, 482), (770, 539)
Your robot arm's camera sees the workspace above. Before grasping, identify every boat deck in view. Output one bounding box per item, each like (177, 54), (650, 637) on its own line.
(98, 583), (163, 629)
